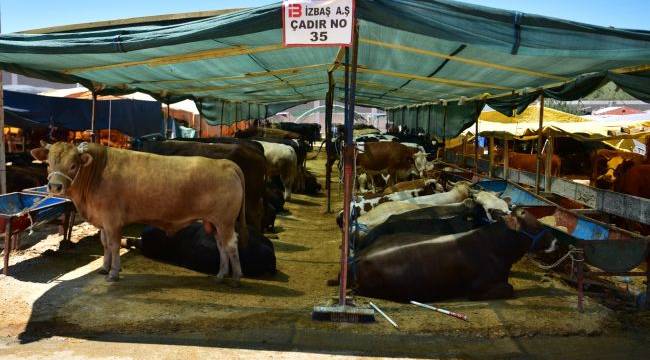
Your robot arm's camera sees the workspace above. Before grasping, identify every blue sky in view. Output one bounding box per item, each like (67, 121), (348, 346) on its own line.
(1, 0), (649, 33)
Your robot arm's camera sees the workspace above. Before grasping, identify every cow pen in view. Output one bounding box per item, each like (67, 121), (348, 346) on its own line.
(2, 151), (643, 358)
(2, 0), (650, 358)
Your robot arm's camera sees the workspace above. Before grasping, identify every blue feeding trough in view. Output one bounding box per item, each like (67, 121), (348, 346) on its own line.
(0, 192), (72, 233)
(1, 191), (74, 275)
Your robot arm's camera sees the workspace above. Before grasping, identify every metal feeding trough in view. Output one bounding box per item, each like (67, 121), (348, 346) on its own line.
(1, 191), (75, 275)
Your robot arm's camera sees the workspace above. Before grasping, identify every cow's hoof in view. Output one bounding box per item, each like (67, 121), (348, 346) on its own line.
(106, 274), (120, 282)
(97, 268), (109, 275)
(215, 275), (225, 284)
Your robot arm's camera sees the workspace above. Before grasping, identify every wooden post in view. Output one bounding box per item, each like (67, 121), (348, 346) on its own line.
(503, 137), (510, 180)
(488, 137), (495, 178)
(544, 135), (554, 192)
(461, 136), (467, 168)
(324, 72), (335, 213)
(535, 94), (545, 194)
(164, 102), (171, 139)
(0, 70), (6, 194)
(91, 91), (97, 143)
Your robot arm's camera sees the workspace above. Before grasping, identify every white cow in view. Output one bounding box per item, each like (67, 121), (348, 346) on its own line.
(352, 179), (441, 216)
(357, 199), (476, 236)
(474, 191), (511, 222)
(255, 141), (298, 200)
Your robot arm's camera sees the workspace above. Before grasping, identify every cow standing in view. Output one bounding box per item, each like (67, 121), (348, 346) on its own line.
(140, 140), (266, 232)
(255, 141), (298, 200)
(591, 149), (645, 189)
(507, 152), (561, 176)
(32, 143), (248, 285)
(357, 142), (419, 187)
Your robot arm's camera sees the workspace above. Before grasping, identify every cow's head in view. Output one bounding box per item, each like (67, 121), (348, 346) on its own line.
(502, 207), (556, 252)
(31, 142), (93, 195)
(412, 151), (428, 177)
(595, 155), (625, 187)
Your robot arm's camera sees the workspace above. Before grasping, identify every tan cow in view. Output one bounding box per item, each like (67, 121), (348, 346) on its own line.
(31, 142), (247, 285)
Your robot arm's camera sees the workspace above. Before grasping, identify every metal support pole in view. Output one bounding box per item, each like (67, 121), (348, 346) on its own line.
(544, 135), (554, 192)
(442, 104), (448, 161)
(164, 102), (171, 139)
(503, 137), (510, 180)
(0, 70), (6, 194)
(488, 137), (495, 178)
(325, 72), (335, 213)
(0, 11), (5, 194)
(91, 91), (97, 143)
(535, 94), (545, 194)
(3, 222), (11, 275)
(577, 248), (584, 312)
(645, 255), (650, 309)
(197, 100), (203, 138)
(474, 110), (479, 175)
(339, 23), (359, 307)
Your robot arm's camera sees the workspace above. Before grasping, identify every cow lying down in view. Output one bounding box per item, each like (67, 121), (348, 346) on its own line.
(126, 223), (276, 277)
(352, 179), (441, 216)
(355, 199), (480, 251)
(355, 199), (477, 241)
(352, 208), (556, 302)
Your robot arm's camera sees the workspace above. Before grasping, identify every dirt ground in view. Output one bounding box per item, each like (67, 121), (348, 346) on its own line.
(1, 151), (649, 359)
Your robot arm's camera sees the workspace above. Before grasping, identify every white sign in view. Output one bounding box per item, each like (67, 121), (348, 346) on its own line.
(283, 0), (355, 47)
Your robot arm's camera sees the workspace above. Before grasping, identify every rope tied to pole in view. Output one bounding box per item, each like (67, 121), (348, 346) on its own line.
(530, 245), (584, 274)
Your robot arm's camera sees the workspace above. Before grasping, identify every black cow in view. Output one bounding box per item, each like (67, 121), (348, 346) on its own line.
(353, 208), (555, 302)
(278, 122), (321, 150)
(356, 200), (481, 252)
(132, 223), (276, 277)
(263, 176), (285, 232)
(6, 153), (47, 193)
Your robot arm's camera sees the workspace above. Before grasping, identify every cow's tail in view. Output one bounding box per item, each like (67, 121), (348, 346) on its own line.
(235, 167), (249, 248)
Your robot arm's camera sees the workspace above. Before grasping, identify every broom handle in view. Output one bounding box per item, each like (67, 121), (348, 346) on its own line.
(410, 301), (468, 321)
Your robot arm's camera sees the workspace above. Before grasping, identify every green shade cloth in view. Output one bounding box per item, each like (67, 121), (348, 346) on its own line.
(487, 71), (650, 117)
(1, 0), (650, 126)
(387, 101), (482, 139)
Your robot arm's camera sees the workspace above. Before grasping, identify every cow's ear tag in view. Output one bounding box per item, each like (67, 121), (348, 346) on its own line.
(31, 147), (49, 161)
(80, 153), (93, 167)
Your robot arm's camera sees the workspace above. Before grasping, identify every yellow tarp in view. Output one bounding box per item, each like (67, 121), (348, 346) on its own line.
(479, 105), (587, 123)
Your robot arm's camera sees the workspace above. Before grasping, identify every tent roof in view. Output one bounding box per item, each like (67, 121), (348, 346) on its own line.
(1, 0), (650, 124)
(480, 105), (587, 123)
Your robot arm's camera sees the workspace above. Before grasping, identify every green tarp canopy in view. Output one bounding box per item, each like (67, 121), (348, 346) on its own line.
(1, 0), (650, 137)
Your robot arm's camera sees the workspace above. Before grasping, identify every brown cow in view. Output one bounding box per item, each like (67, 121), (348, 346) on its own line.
(612, 160), (650, 199)
(140, 140), (266, 232)
(508, 152), (561, 176)
(591, 149), (645, 189)
(31, 142), (247, 285)
(357, 142), (418, 187)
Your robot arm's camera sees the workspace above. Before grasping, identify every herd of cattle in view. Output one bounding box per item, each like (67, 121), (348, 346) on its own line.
(4, 125), (649, 302)
(28, 126), (320, 286)
(334, 177), (556, 302)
